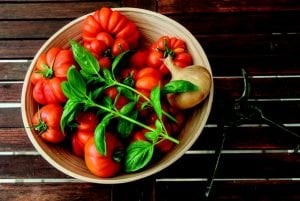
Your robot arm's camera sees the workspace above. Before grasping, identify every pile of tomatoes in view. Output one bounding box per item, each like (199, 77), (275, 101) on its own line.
(30, 7), (194, 177)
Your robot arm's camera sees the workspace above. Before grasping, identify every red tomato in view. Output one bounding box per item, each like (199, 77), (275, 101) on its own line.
(84, 39), (108, 58)
(135, 68), (161, 92)
(96, 32), (114, 47)
(84, 134), (123, 177)
(146, 50), (164, 69)
(72, 133), (85, 157)
(111, 38), (130, 56)
(32, 77), (67, 105)
(31, 104), (65, 143)
(104, 86), (118, 100)
(135, 76), (160, 91)
(98, 56), (112, 69)
(82, 7), (139, 50)
(115, 95), (129, 110)
(71, 111), (99, 157)
(173, 52), (193, 68)
(31, 47), (74, 84)
(75, 111), (99, 132)
(129, 49), (148, 69)
(131, 129), (148, 142)
(156, 139), (174, 153)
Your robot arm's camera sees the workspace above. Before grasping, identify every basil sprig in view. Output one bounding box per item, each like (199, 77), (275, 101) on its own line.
(60, 41), (196, 172)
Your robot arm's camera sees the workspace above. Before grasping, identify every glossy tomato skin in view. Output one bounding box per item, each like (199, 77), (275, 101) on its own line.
(31, 47), (74, 83)
(31, 104), (65, 143)
(84, 134), (123, 178)
(129, 49), (148, 69)
(82, 7), (139, 55)
(32, 77), (67, 105)
(135, 67), (161, 92)
(111, 38), (130, 57)
(72, 111), (99, 157)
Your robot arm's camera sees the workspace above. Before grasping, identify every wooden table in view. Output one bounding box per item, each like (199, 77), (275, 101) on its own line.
(1, 0), (299, 200)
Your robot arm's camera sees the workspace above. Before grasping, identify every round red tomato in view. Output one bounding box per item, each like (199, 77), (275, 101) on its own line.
(84, 134), (124, 177)
(135, 67), (161, 92)
(129, 49), (148, 69)
(111, 38), (130, 57)
(72, 111), (99, 157)
(31, 104), (65, 143)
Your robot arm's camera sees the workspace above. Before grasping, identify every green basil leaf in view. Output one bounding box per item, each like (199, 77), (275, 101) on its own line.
(125, 140), (154, 172)
(150, 85), (162, 120)
(119, 102), (136, 115)
(161, 80), (198, 95)
(94, 114), (113, 156)
(67, 66), (86, 98)
(117, 86), (136, 101)
(60, 99), (81, 132)
(61, 81), (75, 99)
(70, 40), (101, 77)
(91, 86), (105, 101)
(144, 131), (158, 143)
(111, 51), (131, 79)
(102, 68), (114, 85)
(117, 110), (138, 138)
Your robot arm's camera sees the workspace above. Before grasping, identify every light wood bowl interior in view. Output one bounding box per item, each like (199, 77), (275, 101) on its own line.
(21, 7), (214, 184)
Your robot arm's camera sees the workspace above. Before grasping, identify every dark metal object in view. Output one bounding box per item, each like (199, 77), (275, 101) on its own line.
(204, 68), (300, 198)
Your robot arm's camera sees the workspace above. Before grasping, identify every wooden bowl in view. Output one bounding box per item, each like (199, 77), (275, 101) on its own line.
(21, 7), (214, 184)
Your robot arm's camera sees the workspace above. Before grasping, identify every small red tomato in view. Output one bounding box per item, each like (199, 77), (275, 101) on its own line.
(129, 49), (148, 69)
(99, 57), (112, 69)
(135, 76), (160, 91)
(156, 139), (174, 153)
(84, 39), (108, 58)
(96, 32), (114, 47)
(75, 111), (99, 132)
(146, 50), (164, 69)
(84, 134), (124, 178)
(111, 38), (130, 57)
(104, 86), (118, 100)
(31, 104), (65, 143)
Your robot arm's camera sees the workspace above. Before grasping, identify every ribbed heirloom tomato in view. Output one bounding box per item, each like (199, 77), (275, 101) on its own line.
(84, 134), (124, 178)
(147, 36), (193, 76)
(30, 47), (74, 105)
(82, 7), (139, 59)
(31, 104), (65, 143)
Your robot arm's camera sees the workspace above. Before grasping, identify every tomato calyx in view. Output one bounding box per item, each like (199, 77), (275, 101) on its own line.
(32, 109), (48, 135)
(35, 63), (54, 79)
(156, 38), (174, 58)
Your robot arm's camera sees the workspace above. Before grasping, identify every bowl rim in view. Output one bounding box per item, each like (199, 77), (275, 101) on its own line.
(21, 7), (214, 184)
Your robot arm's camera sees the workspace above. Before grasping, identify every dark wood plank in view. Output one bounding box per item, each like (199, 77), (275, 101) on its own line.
(0, 61), (29, 81)
(169, 11), (300, 34)
(158, 0), (300, 14)
(0, 108), (23, 128)
(0, 82), (22, 102)
(0, 2), (120, 19)
(0, 183), (112, 201)
(193, 126), (300, 150)
(155, 180), (300, 201)
(157, 153), (300, 178)
(122, 0), (157, 11)
(1, 153), (299, 179)
(0, 20), (71, 39)
(0, 128), (34, 151)
(0, 155), (68, 178)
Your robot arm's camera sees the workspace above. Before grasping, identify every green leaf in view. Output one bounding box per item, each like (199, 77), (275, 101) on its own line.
(119, 102), (136, 115)
(70, 40), (101, 76)
(60, 99), (81, 132)
(102, 68), (114, 85)
(125, 140), (154, 172)
(111, 51), (131, 80)
(117, 86), (136, 101)
(61, 81), (76, 99)
(94, 114), (113, 156)
(161, 80), (198, 95)
(150, 85), (162, 120)
(91, 86), (106, 101)
(117, 110), (138, 138)
(144, 131), (158, 143)
(67, 66), (86, 98)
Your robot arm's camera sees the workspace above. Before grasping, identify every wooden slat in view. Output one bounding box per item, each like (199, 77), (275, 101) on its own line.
(0, 82), (22, 102)
(0, 20), (71, 39)
(0, 183), (111, 201)
(155, 180), (300, 201)
(0, 61), (29, 81)
(157, 153), (300, 178)
(0, 128), (34, 151)
(122, 0), (157, 11)
(0, 108), (23, 128)
(169, 12), (300, 34)
(0, 153), (299, 179)
(0, 2), (120, 20)
(158, 0), (300, 14)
